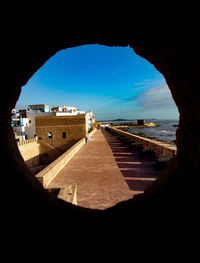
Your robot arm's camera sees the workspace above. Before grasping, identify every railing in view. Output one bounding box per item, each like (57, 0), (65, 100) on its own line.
(17, 137), (38, 146)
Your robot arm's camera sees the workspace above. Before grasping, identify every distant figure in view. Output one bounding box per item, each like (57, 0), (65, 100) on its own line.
(85, 136), (88, 143)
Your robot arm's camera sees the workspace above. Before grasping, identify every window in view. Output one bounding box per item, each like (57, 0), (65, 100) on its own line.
(48, 132), (53, 139)
(62, 131), (66, 139)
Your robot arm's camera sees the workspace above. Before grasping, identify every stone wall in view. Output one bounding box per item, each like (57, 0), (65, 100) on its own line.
(18, 137), (61, 168)
(18, 137), (41, 167)
(36, 128), (97, 187)
(36, 138), (86, 187)
(35, 115), (86, 152)
(5, 11), (200, 233)
(108, 127), (177, 159)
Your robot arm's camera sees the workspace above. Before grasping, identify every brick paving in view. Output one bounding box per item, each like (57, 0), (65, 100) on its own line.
(49, 129), (161, 210)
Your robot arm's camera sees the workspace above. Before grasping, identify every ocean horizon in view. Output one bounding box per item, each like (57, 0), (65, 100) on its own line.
(127, 119), (178, 145)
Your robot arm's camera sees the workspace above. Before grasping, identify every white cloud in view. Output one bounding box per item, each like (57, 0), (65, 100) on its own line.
(138, 85), (177, 110)
(132, 78), (166, 90)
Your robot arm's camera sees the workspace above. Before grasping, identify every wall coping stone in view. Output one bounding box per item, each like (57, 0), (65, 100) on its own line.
(36, 129), (97, 187)
(109, 127), (177, 157)
(17, 136), (38, 146)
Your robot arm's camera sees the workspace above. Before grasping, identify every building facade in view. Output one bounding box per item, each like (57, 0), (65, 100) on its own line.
(12, 104), (95, 142)
(50, 106), (95, 134)
(28, 104), (50, 112)
(35, 115), (87, 152)
(18, 108), (54, 139)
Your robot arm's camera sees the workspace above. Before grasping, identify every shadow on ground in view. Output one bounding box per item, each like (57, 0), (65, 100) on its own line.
(101, 129), (161, 192)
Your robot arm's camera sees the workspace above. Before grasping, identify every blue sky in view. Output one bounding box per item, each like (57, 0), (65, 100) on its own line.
(16, 44), (179, 120)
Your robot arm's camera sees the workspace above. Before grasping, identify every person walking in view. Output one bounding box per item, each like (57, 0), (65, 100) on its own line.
(85, 136), (88, 143)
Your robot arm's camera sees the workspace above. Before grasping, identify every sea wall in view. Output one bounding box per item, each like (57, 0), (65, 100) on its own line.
(107, 127), (177, 159)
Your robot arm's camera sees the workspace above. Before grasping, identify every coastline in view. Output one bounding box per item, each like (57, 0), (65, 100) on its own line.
(106, 126), (177, 160)
(127, 131), (176, 145)
(111, 119), (178, 146)
(113, 126), (176, 145)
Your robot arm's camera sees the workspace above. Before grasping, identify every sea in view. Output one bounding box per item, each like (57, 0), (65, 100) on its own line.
(127, 119), (179, 145)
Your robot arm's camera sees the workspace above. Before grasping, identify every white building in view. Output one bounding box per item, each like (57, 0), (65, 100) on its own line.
(13, 125), (26, 141)
(12, 111), (26, 141)
(51, 105), (77, 114)
(12, 104), (95, 140)
(17, 108), (54, 139)
(85, 110), (95, 133)
(28, 104), (50, 112)
(51, 105), (95, 134)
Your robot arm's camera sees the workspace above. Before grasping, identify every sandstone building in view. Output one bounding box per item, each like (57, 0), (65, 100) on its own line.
(12, 104), (95, 141)
(35, 115), (87, 153)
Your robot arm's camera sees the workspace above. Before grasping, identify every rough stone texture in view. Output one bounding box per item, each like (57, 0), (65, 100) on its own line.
(18, 137), (61, 167)
(4, 10), (200, 237)
(35, 115), (86, 152)
(109, 127), (177, 158)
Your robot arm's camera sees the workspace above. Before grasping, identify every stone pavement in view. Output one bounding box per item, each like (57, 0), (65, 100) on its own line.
(49, 129), (161, 210)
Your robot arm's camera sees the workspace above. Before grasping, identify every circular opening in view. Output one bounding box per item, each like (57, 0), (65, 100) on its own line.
(14, 44), (179, 210)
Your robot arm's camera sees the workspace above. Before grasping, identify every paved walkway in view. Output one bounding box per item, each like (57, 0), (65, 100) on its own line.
(49, 129), (161, 210)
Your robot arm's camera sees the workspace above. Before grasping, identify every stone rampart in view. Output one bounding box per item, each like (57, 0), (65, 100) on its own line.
(108, 127), (177, 159)
(35, 115), (87, 153)
(17, 137), (41, 167)
(36, 129), (97, 187)
(18, 137), (61, 168)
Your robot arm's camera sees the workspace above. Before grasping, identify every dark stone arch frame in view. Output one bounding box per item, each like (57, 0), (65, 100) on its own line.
(5, 12), (200, 234)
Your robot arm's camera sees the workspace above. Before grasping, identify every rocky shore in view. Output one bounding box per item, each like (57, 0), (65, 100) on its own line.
(114, 121), (160, 131)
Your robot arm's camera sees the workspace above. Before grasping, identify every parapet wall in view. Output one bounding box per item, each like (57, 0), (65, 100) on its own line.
(18, 137), (61, 168)
(18, 137), (41, 167)
(36, 138), (85, 187)
(108, 127), (177, 159)
(36, 128), (97, 187)
(17, 137), (38, 146)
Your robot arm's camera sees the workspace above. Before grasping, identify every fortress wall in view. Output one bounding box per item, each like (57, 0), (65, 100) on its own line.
(35, 115), (86, 153)
(36, 129), (97, 187)
(18, 138), (41, 167)
(18, 137), (62, 168)
(36, 138), (86, 187)
(108, 127), (177, 159)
